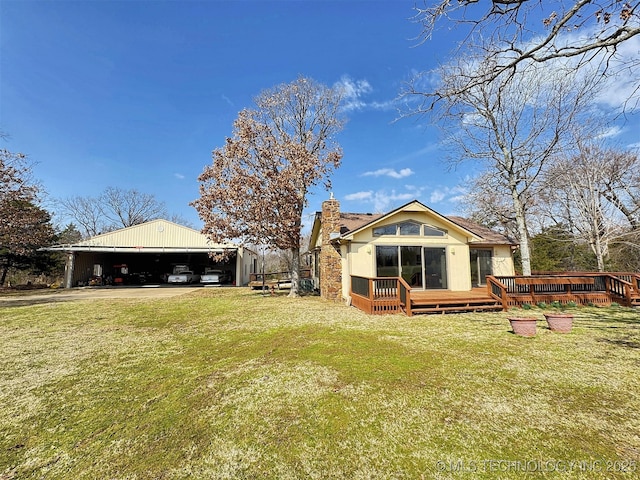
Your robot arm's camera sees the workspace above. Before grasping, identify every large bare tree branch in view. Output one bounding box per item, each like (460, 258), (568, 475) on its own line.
(411, 0), (640, 108)
(425, 54), (599, 274)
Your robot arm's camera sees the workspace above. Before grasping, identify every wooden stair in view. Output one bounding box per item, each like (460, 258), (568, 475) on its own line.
(408, 289), (503, 315)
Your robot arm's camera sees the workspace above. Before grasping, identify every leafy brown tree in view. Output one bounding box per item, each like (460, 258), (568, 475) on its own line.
(1, 148), (55, 285)
(193, 76), (345, 296)
(412, 0), (640, 106)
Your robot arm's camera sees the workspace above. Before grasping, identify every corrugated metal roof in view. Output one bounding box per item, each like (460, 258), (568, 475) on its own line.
(56, 219), (235, 250)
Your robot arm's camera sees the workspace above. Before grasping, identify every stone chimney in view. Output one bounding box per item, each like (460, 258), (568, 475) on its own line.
(320, 196), (342, 301)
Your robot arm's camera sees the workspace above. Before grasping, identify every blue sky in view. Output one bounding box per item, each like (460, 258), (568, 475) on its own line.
(2, 0), (639, 232)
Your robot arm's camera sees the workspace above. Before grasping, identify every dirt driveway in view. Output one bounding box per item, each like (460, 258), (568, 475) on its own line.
(0, 285), (202, 307)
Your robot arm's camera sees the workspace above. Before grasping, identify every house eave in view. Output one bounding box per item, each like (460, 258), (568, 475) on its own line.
(43, 246), (235, 254)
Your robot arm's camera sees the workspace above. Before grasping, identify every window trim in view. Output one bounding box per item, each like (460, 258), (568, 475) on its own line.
(372, 221), (448, 238)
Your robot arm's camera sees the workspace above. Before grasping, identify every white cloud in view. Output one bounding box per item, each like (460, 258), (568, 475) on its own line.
(335, 76), (373, 112)
(596, 125), (625, 139)
(174, 173), (185, 180)
(334, 75), (397, 112)
(363, 168), (414, 179)
(372, 191), (413, 212)
(428, 185), (467, 205)
(345, 188), (414, 212)
(429, 190), (446, 203)
(345, 191), (373, 201)
(344, 184), (468, 213)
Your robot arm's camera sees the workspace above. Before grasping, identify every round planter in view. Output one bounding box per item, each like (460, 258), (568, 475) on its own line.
(508, 317), (537, 337)
(544, 313), (574, 333)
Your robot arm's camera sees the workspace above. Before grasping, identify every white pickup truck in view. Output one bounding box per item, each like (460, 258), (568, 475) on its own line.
(167, 265), (200, 284)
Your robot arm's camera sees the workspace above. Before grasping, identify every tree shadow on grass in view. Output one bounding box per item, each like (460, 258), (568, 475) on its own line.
(0, 297), (71, 308)
(596, 337), (640, 349)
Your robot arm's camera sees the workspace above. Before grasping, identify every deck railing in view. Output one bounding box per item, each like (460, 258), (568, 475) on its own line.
(488, 273), (638, 307)
(350, 276), (412, 315)
(351, 273), (639, 315)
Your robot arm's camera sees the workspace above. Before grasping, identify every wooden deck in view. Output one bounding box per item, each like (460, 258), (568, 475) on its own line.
(349, 273), (640, 316)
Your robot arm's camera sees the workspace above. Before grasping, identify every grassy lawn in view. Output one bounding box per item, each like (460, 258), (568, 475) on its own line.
(1, 288), (639, 479)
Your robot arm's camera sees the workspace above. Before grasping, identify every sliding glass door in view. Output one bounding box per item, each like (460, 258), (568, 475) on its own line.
(401, 246), (422, 287)
(376, 246), (447, 289)
(423, 247), (447, 289)
(470, 248), (493, 286)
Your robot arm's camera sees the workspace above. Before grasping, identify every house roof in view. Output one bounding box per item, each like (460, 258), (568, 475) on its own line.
(46, 219), (238, 253)
(338, 212), (385, 234)
(446, 216), (515, 245)
(312, 199), (515, 246)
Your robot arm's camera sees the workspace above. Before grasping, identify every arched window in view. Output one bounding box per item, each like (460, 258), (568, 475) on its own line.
(373, 222), (448, 237)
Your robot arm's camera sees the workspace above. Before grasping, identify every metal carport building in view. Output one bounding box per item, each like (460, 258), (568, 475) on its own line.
(47, 219), (257, 288)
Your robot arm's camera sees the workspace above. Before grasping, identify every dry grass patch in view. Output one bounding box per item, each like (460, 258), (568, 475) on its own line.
(1, 288), (639, 479)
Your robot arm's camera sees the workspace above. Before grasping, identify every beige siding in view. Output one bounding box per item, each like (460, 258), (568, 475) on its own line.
(448, 245), (472, 290)
(77, 220), (229, 249)
(341, 244), (350, 300)
(237, 247), (257, 286)
(492, 245), (515, 276)
(341, 210), (512, 294)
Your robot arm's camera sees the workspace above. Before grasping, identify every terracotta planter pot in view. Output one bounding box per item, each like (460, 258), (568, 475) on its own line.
(508, 317), (537, 337)
(544, 313), (574, 333)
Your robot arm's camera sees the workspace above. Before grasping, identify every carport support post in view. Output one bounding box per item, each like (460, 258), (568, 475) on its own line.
(64, 252), (75, 289)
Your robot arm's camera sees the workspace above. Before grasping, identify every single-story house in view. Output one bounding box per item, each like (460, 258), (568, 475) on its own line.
(308, 197), (517, 302)
(47, 219), (258, 288)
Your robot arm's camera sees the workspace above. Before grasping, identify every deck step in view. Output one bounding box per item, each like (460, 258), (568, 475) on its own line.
(411, 304), (502, 314)
(409, 296), (503, 314)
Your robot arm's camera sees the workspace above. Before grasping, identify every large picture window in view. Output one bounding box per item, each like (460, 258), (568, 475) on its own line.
(375, 245), (447, 289)
(375, 246), (399, 277)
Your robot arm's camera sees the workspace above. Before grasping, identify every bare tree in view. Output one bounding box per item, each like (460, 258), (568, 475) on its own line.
(416, 56), (598, 275)
(461, 170), (523, 240)
(100, 187), (167, 228)
(599, 149), (640, 229)
(541, 141), (640, 270)
(56, 195), (103, 238)
(412, 0), (640, 107)
(193, 76), (345, 297)
(57, 187), (168, 238)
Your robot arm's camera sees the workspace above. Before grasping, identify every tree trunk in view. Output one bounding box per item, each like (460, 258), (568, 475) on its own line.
(510, 186), (532, 276)
(0, 265), (8, 286)
(288, 246), (300, 297)
(592, 235), (606, 272)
